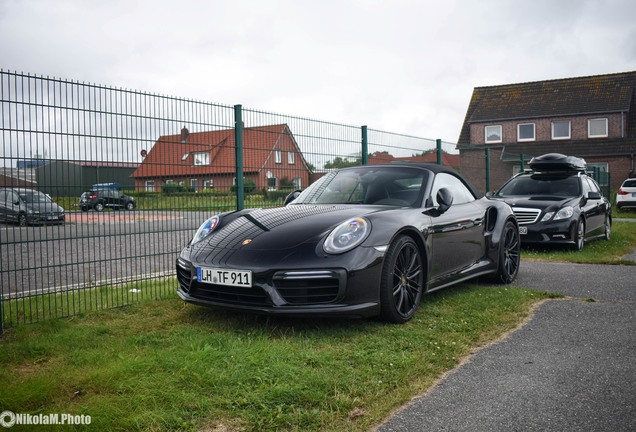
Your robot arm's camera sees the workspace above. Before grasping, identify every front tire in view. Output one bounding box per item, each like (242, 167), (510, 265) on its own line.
(495, 220), (520, 283)
(573, 218), (585, 251)
(18, 214), (27, 227)
(95, 202), (105, 212)
(604, 215), (611, 241)
(126, 202), (134, 211)
(379, 235), (424, 323)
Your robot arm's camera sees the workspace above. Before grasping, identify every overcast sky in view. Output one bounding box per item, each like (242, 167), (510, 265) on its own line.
(1, 0), (635, 143)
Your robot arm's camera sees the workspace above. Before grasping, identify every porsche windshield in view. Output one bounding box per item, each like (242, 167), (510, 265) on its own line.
(293, 166), (427, 206)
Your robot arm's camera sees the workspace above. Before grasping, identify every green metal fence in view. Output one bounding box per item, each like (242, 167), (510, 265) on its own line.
(0, 70), (457, 330)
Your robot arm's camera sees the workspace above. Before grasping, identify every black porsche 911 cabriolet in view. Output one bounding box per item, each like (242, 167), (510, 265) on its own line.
(177, 163), (520, 323)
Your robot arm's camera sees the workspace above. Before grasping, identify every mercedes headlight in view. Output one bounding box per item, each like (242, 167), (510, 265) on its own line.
(554, 206), (574, 220)
(323, 217), (370, 254)
(191, 215), (220, 245)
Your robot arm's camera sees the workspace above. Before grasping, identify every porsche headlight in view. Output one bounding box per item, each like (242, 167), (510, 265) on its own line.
(191, 215), (220, 245)
(324, 217), (370, 254)
(554, 206), (574, 220)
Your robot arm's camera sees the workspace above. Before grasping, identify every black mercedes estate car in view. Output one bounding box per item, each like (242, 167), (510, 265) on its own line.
(491, 153), (611, 250)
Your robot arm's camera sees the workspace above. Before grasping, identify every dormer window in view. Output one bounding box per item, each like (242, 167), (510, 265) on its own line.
(193, 152), (210, 166)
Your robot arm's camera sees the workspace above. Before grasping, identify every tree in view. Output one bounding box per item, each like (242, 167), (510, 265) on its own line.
(324, 157), (361, 169)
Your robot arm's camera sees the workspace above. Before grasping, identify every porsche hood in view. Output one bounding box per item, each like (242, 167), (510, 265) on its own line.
(191, 204), (386, 252)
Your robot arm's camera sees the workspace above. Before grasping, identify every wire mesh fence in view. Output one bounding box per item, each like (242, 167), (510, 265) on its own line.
(0, 70), (457, 330)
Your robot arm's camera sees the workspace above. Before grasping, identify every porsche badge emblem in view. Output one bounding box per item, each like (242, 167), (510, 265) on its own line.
(242, 239), (252, 245)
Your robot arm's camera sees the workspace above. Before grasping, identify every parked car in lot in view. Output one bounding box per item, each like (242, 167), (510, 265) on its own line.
(616, 178), (636, 211)
(79, 189), (136, 212)
(490, 153), (611, 251)
(0, 188), (65, 226)
(177, 163), (520, 323)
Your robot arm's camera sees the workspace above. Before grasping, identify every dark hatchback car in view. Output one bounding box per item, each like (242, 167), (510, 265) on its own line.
(490, 153), (611, 251)
(80, 189), (136, 212)
(0, 188), (65, 226)
(177, 163), (521, 323)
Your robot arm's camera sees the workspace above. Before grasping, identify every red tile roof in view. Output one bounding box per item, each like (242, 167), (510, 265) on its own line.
(132, 124), (296, 178)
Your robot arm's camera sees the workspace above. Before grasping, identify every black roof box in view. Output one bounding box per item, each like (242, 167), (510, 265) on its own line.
(528, 153), (586, 172)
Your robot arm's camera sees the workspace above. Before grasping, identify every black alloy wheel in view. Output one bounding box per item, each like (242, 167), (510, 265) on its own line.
(379, 235), (424, 323)
(95, 202), (105, 212)
(495, 220), (520, 283)
(18, 214), (27, 227)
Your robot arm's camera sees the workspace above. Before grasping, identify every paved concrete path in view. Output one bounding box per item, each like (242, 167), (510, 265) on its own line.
(375, 260), (636, 432)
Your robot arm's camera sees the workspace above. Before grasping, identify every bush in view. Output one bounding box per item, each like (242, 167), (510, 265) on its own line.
(162, 183), (194, 195)
(230, 179), (257, 194)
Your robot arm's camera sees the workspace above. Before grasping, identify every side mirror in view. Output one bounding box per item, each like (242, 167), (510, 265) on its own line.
(284, 190), (302, 205)
(587, 191), (601, 200)
(436, 188), (453, 214)
(485, 191), (494, 198)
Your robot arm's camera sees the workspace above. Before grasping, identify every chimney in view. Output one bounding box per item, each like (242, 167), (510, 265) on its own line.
(180, 126), (190, 143)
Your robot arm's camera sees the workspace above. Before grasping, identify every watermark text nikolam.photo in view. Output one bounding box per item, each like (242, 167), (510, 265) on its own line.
(0, 411), (91, 428)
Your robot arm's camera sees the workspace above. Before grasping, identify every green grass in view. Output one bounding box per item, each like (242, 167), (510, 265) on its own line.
(0, 285), (554, 432)
(521, 221), (636, 264)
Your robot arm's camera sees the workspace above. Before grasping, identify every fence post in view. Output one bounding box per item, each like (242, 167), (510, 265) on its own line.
(485, 148), (491, 192)
(361, 125), (368, 165)
(436, 139), (442, 165)
(234, 104), (244, 211)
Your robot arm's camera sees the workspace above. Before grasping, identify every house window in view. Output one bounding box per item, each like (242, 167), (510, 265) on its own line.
(266, 171), (277, 191)
(275, 150), (282, 164)
(193, 152), (210, 166)
(485, 125), (502, 143)
(181, 153), (189, 161)
(552, 121), (571, 140)
(517, 123), (535, 142)
(288, 152), (295, 164)
(204, 179), (213, 189)
(190, 178), (197, 192)
(293, 177), (302, 189)
(166, 180), (174, 184)
(588, 118), (608, 138)
(145, 180), (155, 192)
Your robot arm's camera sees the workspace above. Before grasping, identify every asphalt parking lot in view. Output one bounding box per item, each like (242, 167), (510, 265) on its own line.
(376, 258), (636, 432)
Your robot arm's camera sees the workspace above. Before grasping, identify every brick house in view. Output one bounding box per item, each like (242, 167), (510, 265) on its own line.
(131, 124), (311, 192)
(458, 71), (636, 194)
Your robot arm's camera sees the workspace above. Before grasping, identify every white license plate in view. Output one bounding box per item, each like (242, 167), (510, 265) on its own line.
(519, 226), (528, 235)
(197, 267), (252, 288)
